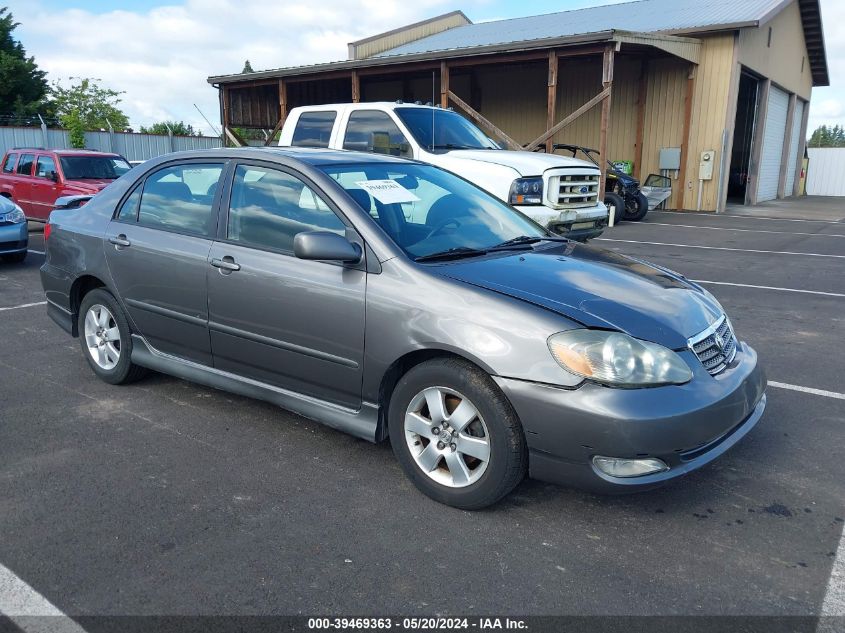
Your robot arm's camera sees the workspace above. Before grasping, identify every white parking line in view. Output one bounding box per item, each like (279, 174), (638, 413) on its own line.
(0, 562), (88, 632)
(596, 238), (845, 259)
(692, 280), (845, 298)
(769, 381), (845, 401)
(643, 222), (845, 238)
(0, 301), (46, 312)
(652, 210), (845, 224)
(27, 249), (45, 255)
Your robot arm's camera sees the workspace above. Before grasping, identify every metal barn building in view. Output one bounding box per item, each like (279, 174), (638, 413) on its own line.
(207, 0), (828, 212)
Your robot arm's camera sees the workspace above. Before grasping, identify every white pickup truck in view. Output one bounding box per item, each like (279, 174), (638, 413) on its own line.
(278, 102), (608, 240)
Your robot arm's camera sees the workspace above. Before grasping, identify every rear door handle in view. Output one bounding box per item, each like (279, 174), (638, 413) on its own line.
(211, 257), (240, 272)
(109, 235), (131, 248)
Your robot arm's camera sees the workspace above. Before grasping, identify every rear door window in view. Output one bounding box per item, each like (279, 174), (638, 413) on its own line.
(137, 163), (224, 237)
(1, 154), (17, 173)
(16, 154), (35, 176)
(291, 111), (336, 148)
(342, 111), (412, 158)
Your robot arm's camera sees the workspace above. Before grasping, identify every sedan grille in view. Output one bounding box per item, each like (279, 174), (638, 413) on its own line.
(688, 316), (737, 376)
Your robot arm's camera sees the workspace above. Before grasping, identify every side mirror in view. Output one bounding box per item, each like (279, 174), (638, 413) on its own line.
(294, 231), (362, 263)
(49, 170), (58, 182)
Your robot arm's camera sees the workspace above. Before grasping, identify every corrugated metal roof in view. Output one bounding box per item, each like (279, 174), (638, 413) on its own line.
(375, 0), (787, 57)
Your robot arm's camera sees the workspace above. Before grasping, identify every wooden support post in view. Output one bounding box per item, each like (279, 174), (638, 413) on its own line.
(633, 59), (649, 181)
(524, 87), (611, 151)
(447, 90), (522, 150)
(440, 62), (449, 109)
(675, 66), (696, 210)
(778, 93), (797, 198)
(264, 79), (287, 146)
(546, 50), (558, 153)
(351, 71), (360, 103)
(598, 45), (615, 197)
(221, 86), (231, 147)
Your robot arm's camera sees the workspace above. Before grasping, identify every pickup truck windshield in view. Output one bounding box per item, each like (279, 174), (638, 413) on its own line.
(320, 162), (546, 261)
(394, 108), (499, 152)
(60, 156), (131, 180)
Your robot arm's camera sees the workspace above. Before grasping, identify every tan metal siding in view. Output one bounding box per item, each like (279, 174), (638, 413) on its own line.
(352, 13), (470, 60)
(681, 34), (735, 210)
(738, 0), (813, 99)
(641, 58), (688, 186)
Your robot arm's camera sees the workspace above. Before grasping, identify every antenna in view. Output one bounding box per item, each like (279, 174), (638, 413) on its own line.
(194, 103), (222, 137)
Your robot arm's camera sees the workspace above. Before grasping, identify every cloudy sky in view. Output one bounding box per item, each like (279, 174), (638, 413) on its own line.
(5, 0), (842, 136)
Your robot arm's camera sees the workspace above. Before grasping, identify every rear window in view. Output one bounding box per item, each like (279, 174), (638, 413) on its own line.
(59, 156), (131, 180)
(291, 111), (336, 148)
(16, 154), (35, 176)
(1, 154), (17, 173)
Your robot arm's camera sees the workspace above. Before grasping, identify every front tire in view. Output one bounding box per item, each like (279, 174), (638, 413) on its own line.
(78, 288), (147, 385)
(388, 358), (527, 509)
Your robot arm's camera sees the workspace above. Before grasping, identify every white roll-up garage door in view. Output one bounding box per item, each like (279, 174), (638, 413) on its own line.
(784, 99), (805, 196)
(756, 85), (790, 202)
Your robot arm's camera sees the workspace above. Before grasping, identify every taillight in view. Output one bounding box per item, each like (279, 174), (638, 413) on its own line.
(44, 222), (52, 241)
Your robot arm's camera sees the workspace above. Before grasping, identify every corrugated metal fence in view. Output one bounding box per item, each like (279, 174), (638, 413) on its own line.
(0, 126), (222, 162)
(806, 148), (845, 197)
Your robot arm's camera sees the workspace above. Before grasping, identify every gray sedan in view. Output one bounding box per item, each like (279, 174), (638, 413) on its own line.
(40, 148), (766, 509)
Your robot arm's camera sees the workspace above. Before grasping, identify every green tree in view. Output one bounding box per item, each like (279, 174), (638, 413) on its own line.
(0, 7), (49, 117)
(49, 77), (130, 131)
(809, 124), (845, 148)
(63, 109), (86, 148)
(140, 120), (199, 136)
(242, 59), (254, 73)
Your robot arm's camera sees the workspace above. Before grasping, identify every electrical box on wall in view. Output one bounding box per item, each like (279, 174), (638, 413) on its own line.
(699, 150), (716, 180)
(659, 147), (681, 171)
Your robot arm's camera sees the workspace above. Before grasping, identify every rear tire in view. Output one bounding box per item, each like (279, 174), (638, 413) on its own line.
(388, 358), (527, 509)
(623, 192), (649, 221)
(604, 192), (625, 224)
(78, 288), (147, 385)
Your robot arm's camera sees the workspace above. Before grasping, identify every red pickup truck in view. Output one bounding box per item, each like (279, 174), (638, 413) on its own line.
(0, 148), (132, 221)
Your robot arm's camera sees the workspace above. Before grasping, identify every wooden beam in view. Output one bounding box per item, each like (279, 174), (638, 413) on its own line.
(224, 126), (246, 147)
(633, 59), (649, 181)
(598, 44), (615, 196)
(440, 62), (449, 108)
(447, 90), (521, 150)
(351, 70), (360, 103)
(524, 87), (611, 151)
(545, 50), (558, 153)
(221, 86), (231, 147)
(777, 93), (797, 198)
(675, 66), (696, 210)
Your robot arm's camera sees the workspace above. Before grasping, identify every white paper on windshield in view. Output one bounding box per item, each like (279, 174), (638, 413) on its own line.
(355, 179), (420, 204)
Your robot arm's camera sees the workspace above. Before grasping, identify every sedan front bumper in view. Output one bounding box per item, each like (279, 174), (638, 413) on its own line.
(0, 221), (28, 254)
(495, 342), (766, 493)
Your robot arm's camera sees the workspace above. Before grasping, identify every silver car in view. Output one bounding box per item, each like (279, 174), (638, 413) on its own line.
(40, 148), (766, 509)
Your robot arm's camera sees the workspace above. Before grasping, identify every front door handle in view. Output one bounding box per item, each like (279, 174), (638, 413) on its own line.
(211, 256), (240, 272)
(109, 234), (131, 248)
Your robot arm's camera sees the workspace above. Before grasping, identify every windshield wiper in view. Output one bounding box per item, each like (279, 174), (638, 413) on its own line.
(491, 235), (569, 249)
(429, 143), (486, 150)
(414, 247), (488, 262)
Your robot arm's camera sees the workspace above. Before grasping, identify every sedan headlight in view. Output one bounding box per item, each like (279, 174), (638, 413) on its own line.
(548, 330), (692, 387)
(508, 177), (544, 205)
(2, 205), (26, 224)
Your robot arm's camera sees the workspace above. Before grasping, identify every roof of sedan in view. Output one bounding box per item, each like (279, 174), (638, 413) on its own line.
(172, 146), (416, 166)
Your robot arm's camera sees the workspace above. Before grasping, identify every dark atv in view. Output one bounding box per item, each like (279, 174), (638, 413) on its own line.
(552, 144), (649, 222)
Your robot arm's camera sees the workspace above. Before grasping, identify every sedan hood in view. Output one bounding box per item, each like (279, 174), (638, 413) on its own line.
(445, 149), (599, 177)
(435, 242), (722, 349)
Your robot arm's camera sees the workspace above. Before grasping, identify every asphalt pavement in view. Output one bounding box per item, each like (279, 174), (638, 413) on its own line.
(0, 200), (843, 626)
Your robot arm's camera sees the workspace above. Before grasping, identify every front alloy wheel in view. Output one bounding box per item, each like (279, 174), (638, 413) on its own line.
(84, 304), (121, 370)
(404, 387), (491, 488)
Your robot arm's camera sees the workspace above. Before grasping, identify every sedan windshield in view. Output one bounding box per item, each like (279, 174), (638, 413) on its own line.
(320, 163), (547, 261)
(394, 108), (499, 151)
(60, 156), (132, 180)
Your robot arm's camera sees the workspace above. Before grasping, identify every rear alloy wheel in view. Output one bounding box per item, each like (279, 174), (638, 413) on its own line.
(78, 288), (147, 385)
(623, 191), (649, 221)
(389, 358), (527, 509)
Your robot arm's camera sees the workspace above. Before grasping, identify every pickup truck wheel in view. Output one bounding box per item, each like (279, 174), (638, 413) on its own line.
(623, 192), (649, 221)
(604, 192), (625, 224)
(388, 358), (527, 510)
(78, 288), (147, 385)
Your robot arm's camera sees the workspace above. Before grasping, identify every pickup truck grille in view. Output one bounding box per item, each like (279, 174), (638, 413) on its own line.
(547, 171), (601, 209)
(689, 316), (737, 376)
